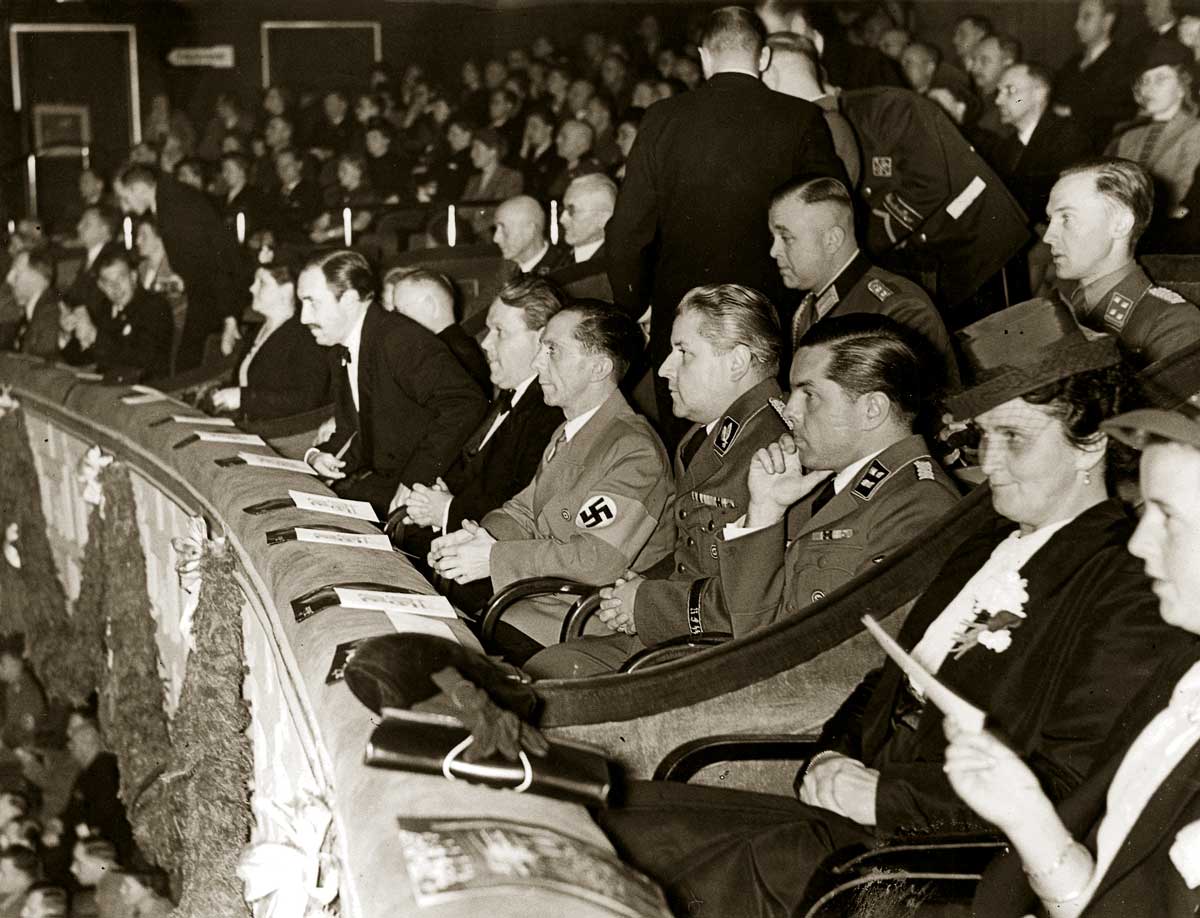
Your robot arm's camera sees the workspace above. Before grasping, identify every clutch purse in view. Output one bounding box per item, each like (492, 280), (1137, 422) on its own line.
(366, 708), (611, 807)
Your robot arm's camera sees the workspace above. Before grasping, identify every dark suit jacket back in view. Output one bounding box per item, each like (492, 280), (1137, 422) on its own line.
(992, 112), (1094, 223)
(234, 315), (332, 420)
(607, 72), (846, 359)
(319, 306), (488, 515)
(549, 242), (614, 301)
(438, 323), (491, 393)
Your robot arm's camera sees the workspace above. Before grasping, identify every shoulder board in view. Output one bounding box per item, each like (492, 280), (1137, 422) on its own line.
(914, 458), (936, 481)
(768, 397), (793, 430)
(1148, 285), (1187, 305)
(713, 416), (741, 456)
(852, 458), (892, 500)
(866, 277), (895, 302)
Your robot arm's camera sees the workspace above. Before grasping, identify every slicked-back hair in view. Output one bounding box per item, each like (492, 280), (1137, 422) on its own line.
(676, 284), (781, 375)
(304, 249), (377, 304)
(560, 300), (644, 381)
(772, 175), (853, 213)
(386, 266), (459, 317)
(797, 313), (939, 428)
(702, 6), (768, 57)
(497, 275), (566, 331)
(1060, 157), (1155, 247)
(95, 247), (135, 275)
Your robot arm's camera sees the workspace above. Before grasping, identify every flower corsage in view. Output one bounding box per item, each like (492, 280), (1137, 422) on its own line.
(951, 568), (1029, 658)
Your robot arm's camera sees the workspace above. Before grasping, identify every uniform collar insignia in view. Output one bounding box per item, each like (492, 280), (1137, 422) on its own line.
(852, 458), (892, 500)
(714, 416), (740, 455)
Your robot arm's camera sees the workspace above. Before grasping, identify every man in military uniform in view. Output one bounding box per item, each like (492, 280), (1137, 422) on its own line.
(430, 302), (675, 660)
(838, 87), (1030, 312)
(769, 176), (960, 388)
(1040, 158), (1200, 367)
(525, 284), (790, 678)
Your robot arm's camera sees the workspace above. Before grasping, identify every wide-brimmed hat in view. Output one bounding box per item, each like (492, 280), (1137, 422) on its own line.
(1103, 338), (1200, 449)
(946, 298), (1121, 420)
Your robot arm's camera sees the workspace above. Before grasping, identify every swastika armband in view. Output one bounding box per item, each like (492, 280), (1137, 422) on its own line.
(576, 495), (618, 529)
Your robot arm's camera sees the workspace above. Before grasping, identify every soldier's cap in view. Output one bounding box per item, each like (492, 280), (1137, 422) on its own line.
(1103, 338), (1200, 450)
(1138, 38), (1195, 75)
(947, 297), (1120, 420)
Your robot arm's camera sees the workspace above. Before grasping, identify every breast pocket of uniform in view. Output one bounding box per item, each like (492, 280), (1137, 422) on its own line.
(788, 542), (863, 608)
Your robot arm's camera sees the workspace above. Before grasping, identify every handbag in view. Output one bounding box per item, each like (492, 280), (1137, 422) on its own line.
(365, 708), (611, 806)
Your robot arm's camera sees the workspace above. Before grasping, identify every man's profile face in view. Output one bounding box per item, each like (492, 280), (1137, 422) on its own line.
(532, 310), (592, 408)
(493, 205), (539, 262)
(658, 309), (735, 424)
(995, 65), (1042, 127)
(1043, 172), (1120, 280)
(481, 299), (543, 390)
(561, 185), (609, 248)
(98, 261), (135, 311)
(298, 267), (357, 346)
(783, 344), (862, 471)
(768, 197), (830, 291)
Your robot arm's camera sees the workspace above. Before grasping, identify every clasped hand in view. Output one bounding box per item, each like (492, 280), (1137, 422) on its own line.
(745, 433), (834, 528)
(596, 570), (643, 634)
(428, 520), (495, 583)
(799, 753), (880, 826)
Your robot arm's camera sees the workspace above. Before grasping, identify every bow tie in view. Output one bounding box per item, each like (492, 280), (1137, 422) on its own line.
(333, 345), (351, 367)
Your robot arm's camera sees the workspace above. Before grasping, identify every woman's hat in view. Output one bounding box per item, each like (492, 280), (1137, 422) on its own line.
(1103, 338), (1200, 449)
(946, 298), (1121, 420)
(1138, 38), (1195, 75)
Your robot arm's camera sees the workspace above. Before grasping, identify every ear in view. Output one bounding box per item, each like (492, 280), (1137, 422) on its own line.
(1074, 432), (1109, 473)
(726, 342), (753, 380)
(857, 390), (892, 430)
(758, 46), (772, 75)
(699, 47), (713, 78)
(592, 352), (615, 383)
(1110, 206), (1136, 243)
(825, 224), (846, 254)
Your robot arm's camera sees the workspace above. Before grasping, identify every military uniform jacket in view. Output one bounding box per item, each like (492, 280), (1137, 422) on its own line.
(659, 434), (959, 643)
(484, 388), (676, 645)
(1061, 262), (1200, 368)
(634, 378), (789, 645)
(840, 88), (1030, 307)
(791, 252), (960, 388)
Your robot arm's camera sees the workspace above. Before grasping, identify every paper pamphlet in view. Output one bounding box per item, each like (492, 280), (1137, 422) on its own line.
(236, 452), (317, 475)
(194, 430), (267, 446)
(294, 528), (393, 552)
(861, 615), (986, 732)
(384, 609), (459, 643)
(290, 490), (379, 522)
(170, 415), (236, 427)
(130, 384), (162, 394)
(335, 587), (456, 618)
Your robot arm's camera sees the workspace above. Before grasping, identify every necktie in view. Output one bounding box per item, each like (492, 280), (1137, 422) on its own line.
(680, 425), (708, 469)
(545, 428), (568, 464)
(463, 389), (515, 457)
(809, 476), (837, 517)
(333, 344), (351, 366)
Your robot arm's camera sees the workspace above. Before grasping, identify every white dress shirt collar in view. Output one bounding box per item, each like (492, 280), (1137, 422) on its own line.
(832, 445), (886, 495)
(563, 401), (603, 442)
(573, 238), (603, 264)
(342, 307), (369, 410)
(518, 242), (550, 274)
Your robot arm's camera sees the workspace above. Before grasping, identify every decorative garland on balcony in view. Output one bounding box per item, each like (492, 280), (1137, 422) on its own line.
(0, 398), (81, 700)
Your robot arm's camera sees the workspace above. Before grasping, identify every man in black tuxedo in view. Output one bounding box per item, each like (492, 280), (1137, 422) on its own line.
(384, 267), (491, 392)
(1, 247), (62, 358)
(62, 249), (174, 380)
(387, 276), (566, 567)
(63, 205), (122, 317)
(115, 164), (240, 373)
(301, 251), (488, 518)
(606, 5), (846, 447)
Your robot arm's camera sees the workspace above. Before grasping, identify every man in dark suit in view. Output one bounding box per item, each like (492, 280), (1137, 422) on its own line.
(301, 251), (488, 518)
(1, 248), (62, 358)
(115, 164), (240, 373)
(62, 249), (174, 380)
(384, 266), (491, 392)
(992, 63), (1094, 224)
(549, 173), (616, 301)
(492, 196), (570, 278)
(63, 205), (122, 317)
(606, 6), (846, 448)
(218, 153), (272, 241)
(1053, 0), (1140, 150)
(270, 148), (323, 243)
(388, 276), (566, 568)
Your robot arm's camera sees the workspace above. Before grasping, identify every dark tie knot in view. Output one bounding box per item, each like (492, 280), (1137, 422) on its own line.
(494, 388), (515, 413)
(333, 344), (351, 366)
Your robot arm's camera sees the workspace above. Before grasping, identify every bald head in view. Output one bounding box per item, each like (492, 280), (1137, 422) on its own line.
(494, 195), (547, 264)
(562, 174), (617, 250)
(386, 267), (457, 333)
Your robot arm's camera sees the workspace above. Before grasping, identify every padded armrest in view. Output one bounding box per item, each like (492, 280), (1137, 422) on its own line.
(830, 837), (1007, 877)
(480, 578), (595, 643)
(619, 633), (733, 674)
(653, 733), (820, 782)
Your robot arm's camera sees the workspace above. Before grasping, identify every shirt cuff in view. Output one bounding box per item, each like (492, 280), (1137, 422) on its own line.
(438, 499), (452, 535)
(723, 514), (771, 541)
